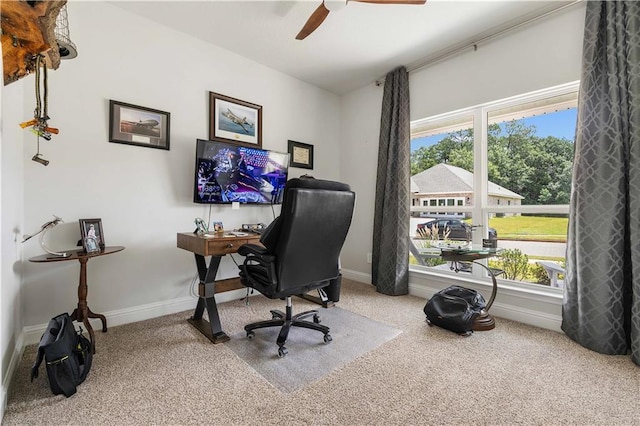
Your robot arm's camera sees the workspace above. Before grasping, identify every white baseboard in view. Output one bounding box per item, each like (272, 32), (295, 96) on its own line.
(2, 331), (25, 421)
(408, 282), (436, 300)
(489, 300), (562, 331)
(21, 289), (247, 347)
(341, 268), (371, 284)
(22, 297), (191, 347)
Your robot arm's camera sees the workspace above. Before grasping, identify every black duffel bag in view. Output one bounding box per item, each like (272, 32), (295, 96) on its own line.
(31, 313), (93, 397)
(423, 285), (487, 336)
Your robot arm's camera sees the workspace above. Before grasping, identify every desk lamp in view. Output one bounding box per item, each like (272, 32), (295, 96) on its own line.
(22, 215), (69, 257)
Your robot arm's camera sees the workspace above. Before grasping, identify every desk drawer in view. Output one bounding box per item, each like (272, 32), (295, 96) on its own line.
(207, 239), (251, 255)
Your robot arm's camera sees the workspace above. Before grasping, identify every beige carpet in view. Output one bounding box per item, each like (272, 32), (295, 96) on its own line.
(3, 279), (639, 425)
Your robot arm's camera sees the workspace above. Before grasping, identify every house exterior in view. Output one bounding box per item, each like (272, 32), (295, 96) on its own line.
(410, 164), (523, 218)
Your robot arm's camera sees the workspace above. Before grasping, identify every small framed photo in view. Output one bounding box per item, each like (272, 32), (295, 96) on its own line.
(109, 100), (170, 150)
(288, 140), (314, 169)
(79, 218), (104, 253)
(194, 217), (208, 235)
(209, 92), (262, 148)
(211, 221), (224, 234)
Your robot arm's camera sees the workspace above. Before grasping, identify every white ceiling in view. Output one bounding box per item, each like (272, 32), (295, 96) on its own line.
(111, 0), (575, 95)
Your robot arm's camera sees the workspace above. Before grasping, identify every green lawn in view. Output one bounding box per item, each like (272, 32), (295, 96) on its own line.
(488, 216), (568, 242)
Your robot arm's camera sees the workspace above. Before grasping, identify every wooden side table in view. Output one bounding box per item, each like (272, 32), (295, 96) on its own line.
(29, 246), (125, 353)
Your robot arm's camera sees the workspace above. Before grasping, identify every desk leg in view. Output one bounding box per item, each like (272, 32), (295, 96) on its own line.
(187, 254), (230, 343)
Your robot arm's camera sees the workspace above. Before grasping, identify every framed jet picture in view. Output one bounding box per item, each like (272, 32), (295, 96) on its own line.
(209, 92), (262, 148)
(109, 100), (170, 150)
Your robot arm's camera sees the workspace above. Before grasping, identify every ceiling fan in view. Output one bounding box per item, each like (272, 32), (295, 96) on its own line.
(296, 0), (426, 40)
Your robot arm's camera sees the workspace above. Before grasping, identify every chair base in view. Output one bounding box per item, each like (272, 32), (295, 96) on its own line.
(245, 297), (331, 357)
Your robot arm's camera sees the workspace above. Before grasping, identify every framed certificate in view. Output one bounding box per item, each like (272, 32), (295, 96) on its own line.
(288, 140), (314, 169)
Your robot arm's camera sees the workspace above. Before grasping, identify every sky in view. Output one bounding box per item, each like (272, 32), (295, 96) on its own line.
(411, 108), (578, 152)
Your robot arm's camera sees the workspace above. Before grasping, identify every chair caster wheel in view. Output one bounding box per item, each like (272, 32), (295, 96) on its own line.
(323, 334), (332, 344)
(313, 314), (321, 324)
(426, 319), (433, 327)
(278, 347), (288, 358)
(247, 331), (255, 340)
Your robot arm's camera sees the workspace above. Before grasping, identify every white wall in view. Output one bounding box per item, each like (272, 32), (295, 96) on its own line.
(339, 86), (382, 275)
(10, 1), (340, 332)
(409, 5), (586, 122)
(339, 3), (586, 324)
(1, 75), (25, 413)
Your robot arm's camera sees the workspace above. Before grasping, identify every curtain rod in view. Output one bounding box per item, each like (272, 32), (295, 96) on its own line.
(375, 0), (583, 87)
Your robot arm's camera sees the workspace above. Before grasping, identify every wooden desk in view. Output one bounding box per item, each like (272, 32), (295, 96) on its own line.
(30, 246), (125, 353)
(177, 232), (261, 343)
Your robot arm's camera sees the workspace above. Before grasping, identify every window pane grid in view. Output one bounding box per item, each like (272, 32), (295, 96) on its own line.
(410, 82), (578, 290)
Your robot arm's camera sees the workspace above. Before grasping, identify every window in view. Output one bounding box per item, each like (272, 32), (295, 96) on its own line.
(409, 82), (578, 290)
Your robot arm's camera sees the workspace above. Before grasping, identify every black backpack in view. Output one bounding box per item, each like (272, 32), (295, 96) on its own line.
(423, 285), (487, 336)
(31, 313), (93, 397)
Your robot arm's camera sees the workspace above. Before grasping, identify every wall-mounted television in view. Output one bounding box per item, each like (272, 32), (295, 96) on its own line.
(193, 139), (289, 204)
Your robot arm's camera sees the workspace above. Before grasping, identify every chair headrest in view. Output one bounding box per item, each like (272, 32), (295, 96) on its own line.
(259, 178), (353, 251)
(285, 177), (350, 192)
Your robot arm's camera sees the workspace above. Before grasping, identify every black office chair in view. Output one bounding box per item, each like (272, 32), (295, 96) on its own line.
(237, 178), (355, 357)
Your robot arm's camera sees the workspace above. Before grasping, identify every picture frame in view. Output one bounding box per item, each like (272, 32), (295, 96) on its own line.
(288, 140), (314, 169)
(194, 217), (208, 235)
(211, 221), (224, 234)
(79, 218), (104, 253)
(109, 100), (170, 150)
(209, 92), (262, 148)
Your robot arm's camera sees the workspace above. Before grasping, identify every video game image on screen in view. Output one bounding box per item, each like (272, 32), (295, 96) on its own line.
(193, 139), (289, 204)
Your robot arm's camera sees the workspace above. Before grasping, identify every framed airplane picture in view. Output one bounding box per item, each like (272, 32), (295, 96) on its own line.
(209, 92), (262, 148)
(109, 100), (170, 150)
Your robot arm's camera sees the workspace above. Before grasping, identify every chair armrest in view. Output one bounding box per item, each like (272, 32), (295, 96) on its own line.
(238, 244), (276, 265)
(238, 243), (278, 289)
(238, 243), (270, 258)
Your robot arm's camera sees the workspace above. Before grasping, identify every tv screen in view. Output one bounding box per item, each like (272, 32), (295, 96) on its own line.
(193, 139), (289, 204)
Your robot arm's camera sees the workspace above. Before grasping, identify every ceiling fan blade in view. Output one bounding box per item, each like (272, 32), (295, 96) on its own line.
(350, 0), (426, 4)
(295, 2), (330, 40)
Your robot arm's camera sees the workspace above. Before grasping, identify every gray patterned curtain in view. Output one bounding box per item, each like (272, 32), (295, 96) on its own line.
(372, 66), (410, 296)
(563, 0), (640, 365)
